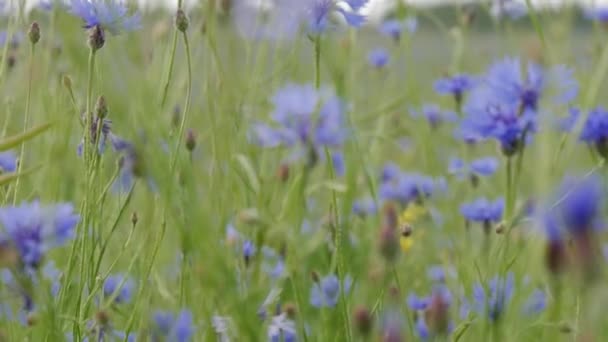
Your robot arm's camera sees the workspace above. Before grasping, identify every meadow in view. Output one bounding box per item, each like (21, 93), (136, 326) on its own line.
(1, 0), (608, 341)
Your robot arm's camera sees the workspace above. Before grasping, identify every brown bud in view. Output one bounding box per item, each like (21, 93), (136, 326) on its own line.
(95, 96), (108, 119)
(311, 271), (320, 283)
(185, 129), (196, 152)
(277, 164), (290, 182)
(378, 226), (400, 263)
(95, 310), (110, 326)
(88, 25), (105, 51)
(131, 212), (138, 226)
(28, 22), (40, 45)
(353, 306), (373, 336)
(283, 302), (297, 319)
(175, 9), (189, 32)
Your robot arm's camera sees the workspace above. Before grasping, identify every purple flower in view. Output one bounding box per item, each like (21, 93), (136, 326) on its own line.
(368, 48), (389, 68)
(410, 104), (458, 129)
(585, 6), (608, 22)
(522, 289), (546, 315)
(378, 17), (416, 41)
(268, 313), (297, 342)
(472, 273), (514, 321)
(491, 0), (528, 20)
(103, 274), (135, 304)
(407, 293), (429, 311)
(310, 274), (352, 308)
(460, 198), (504, 225)
(379, 166), (446, 206)
(68, 0), (140, 34)
(153, 310), (194, 342)
(434, 74), (476, 101)
(562, 107), (608, 158)
(556, 176), (604, 236)
(352, 197), (377, 216)
(448, 157), (498, 181)
(308, 0), (367, 33)
(0, 201), (79, 269)
(0, 151), (17, 172)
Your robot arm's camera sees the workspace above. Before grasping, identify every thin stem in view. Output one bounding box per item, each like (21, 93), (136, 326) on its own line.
(505, 157), (513, 223)
(314, 36), (321, 89)
(169, 32), (192, 175)
(160, 31), (179, 108)
(13, 43), (35, 203)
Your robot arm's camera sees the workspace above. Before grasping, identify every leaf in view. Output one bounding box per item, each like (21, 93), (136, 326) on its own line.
(0, 122), (54, 152)
(233, 154), (260, 194)
(0, 165), (41, 186)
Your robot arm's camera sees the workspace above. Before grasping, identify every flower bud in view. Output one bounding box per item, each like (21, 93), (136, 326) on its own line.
(378, 225), (400, 263)
(88, 25), (105, 51)
(28, 22), (40, 45)
(95, 96), (108, 119)
(277, 163), (290, 182)
(354, 306), (373, 336)
(185, 129), (196, 152)
(131, 212), (138, 226)
(175, 9), (189, 32)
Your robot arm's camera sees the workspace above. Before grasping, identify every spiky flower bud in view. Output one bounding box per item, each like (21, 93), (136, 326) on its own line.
(185, 129), (196, 152)
(95, 96), (108, 119)
(175, 9), (189, 32)
(131, 212), (138, 226)
(354, 306), (373, 336)
(88, 25), (105, 51)
(28, 22), (40, 45)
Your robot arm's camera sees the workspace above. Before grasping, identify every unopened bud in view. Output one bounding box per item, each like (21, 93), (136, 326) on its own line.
(95, 310), (110, 326)
(175, 9), (189, 32)
(277, 163), (290, 182)
(95, 96), (108, 119)
(311, 271), (320, 283)
(283, 302), (297, 319)
(185, 129), (196, 152)
(131, 212), (138, 226)
(378, 226), (400, 263)
(28, 22), (40, 45)
(62, 74), (72, 90)
(88, 25), (105, 51)
(353, 306), (373, 336)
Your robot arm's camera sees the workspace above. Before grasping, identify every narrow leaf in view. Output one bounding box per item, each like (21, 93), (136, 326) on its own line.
(0, 122), (54, 152)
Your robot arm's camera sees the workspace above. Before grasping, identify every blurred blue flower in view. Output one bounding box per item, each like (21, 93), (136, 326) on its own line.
(307, 0), (367, 33)
(407, 293), (429, 311)
(153, 310), (194, 342)
(352, 197), (377, 217)
(368, 47), (389, 68)
(585, 6), (608, 22)
(490, 0), (528, 20)
(522, 288), (546, 315)
(0, 30), (22, 48)
(460, 198), (504, 225)
(243, 240), (256, 263)
(232, 0), (303, 41)
(103, 274), (135, 304)
(434, 74), (476, 100)
(68, 0), (140, 34)
(415, 317), (430, 340)
(331, 151), (345, 176)
(0, 151), (16, 172)
(472, 273), (514, 321)
(556, 176), (604, 236)
(77, 114), (116, 156)
(410, 104), (458, 129)
(0, 201), (79, 269)
(379, 166), (446, 206)
(310, 274), (352, 308)
(268, 313), (297, 342)
(448, 157), (498, 181)
(562, 107), (608, 156)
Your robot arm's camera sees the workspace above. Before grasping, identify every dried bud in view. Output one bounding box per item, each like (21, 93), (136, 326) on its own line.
(28, 22), (40, 45)
(0, 242), (19, 268)
(378, 226), (400, 263)
(277, 163), (290, 182)
(7, 54), (16, 70)
(175, 9), (189, 32)
(382, 203), (398, 230)
(495, 221), (506, 234)
(62, 75), (72, 90)
(311, 271), (320, 283)
(425, 290), (450, 335)
(283, 302), (297, 319)
(185, 129), (196, 152)
(353, 306), (373, 336)
(88, 25), (105, 51)
(131, 212), (138, 226)
(26, 313), (37, 326)
(95, 96), (108, 119)
(95, 310), (110, 326)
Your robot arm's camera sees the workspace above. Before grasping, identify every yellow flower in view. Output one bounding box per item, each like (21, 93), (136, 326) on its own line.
(398, 203), (428, 252)
(400, 236), (414, 252)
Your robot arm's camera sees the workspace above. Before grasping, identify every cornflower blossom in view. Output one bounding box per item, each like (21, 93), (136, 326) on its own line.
(152, 310), (194, 342)
(368, 48), (389, 68)
(561, 107), (608, 159)
(379, 164), (446, 206)
(0, 151), (16, 172)
(460, 198), (504, 232)
(378, 17), (417, 41)
(472, 273), (514, 321)
(0, 201), (79, 270)
(268, 313), (297, 342)
(68, 0), (140, 34)
(410, 104), (458, 129)
(310, 274), (352, 308)
(448, 157), (498, 186)
(251, 83), (347, 169)
(102, 274), (135, 305)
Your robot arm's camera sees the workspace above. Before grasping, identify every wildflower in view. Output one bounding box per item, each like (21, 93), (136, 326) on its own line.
(410, 104), (458, 129)
(153, 310), (194, 342)
(352, 197), (377, 217)
(268, 312), (297, 342)
(353, 306), (373, 336)
(407, 293), (429, 311)
(585, 5), (608, 23)
(307, 0), (368, 34)
(262, 247), (285, 279)
(522, 289), (546, 315)
(490, 0), (528, 20)
(425, 286), (453, 336)
(543, 214), (568, 275)
(251, 83), (347, 168)
(212, 315), (233, 342)
(331, 151), (345, 176)
(460, 198), (504, 233)
(448, 157), (498, 186)
(556, 176), (603, 236)
(378, 17), (417, 41)
(368, 48), (389, 68)
(379, 166), (446, 206)
(243, 240), (256, 265)
(68, 0), (141, 35)
(0, 151), (16, 173)
(0, 201), (79, 269)
(562, 107), (608, 159)
(472, 273), (514, 321)
(27, 22), (40, 45)
(77, 111), (119, 156)
(434, 74), (476, 106)
(0, 30), (22, 49)
(310, 274), (352, 308)
(102, 274), (135, 304)
(258, 287), (282, 320)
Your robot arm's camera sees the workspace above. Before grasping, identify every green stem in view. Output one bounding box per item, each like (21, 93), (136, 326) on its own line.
(169, 32), (192, 175)
(13, 42), (36, 203)
(505, 157), (513, 223)
(314, 36), (321, 89)
(160, 31), (179, 108)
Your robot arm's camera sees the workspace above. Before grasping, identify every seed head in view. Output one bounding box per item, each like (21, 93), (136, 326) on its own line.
(353, 306), (373, 336)
(175, 9), (189, 32)
(28, 22), (40, 45)
(95, 96), (108, 119)
(185, 129), (196, 152)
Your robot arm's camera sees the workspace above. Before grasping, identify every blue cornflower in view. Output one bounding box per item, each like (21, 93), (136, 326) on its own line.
(407, 293), (429, 311)
(379, 166), (446, 206)
(0, 201), (79, 269)
(556, 176), (604, 236)
(472, 273), (514, 321)
(522, 288), (546, 315)
(331, 151), (345, 176)
(307, 0), (367, 33)
(251, 83), (347, 166)
(68, 0), (140, 34)
(262, 247), (285, 280)
(368, 47), (389, 68)
(562, 107), (608, 158)
(585, 6), (608, 22)
(102, 274), (135, 304)
(448, 157), (498, 182)
(310, 274), (352, 308)
(378, 17), (416, 41)
(0, 30), (22, 48)
(0, 151), (16, 172)
(243, 240), (256, 264)
(410, 104), (458, 129)
(434, 74), (476, 103)
(409, 286), (453, 338)
(461, 86), (536, 156)
(483, 57), (577, 111)
(460, 198), (504, 228)
(268, 313), (297, 342)
(152, 310), (194, 342)
(352, 197), (377, 217)
(490, 0), (528, 20)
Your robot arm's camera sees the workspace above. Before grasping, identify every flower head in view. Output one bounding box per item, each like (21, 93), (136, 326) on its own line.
(68, 0), (140, 34)
(472, 273), (515, 321)
(368, 48), (389, 68)
(448, 157), (498, 184)
(0, 201), (79, 269)
(103, 274), (135, 304)
(379, 166), (446, 206)
(460, 198), (504, 229)
(556, 176), (604, 236)
(562, 107), (608, 158)
(410, 104), (458, 129)
(310, 274), (352, 308)
(152, 310), (194, 342)
(434, 74), (476, 101)
(0, 151), (17, 173)
(268, 313), (297, 342)
(307, 0), (368, 33)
